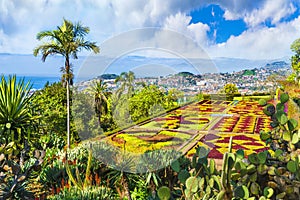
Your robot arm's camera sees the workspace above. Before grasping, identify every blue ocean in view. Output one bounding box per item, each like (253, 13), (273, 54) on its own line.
(14, 76), (60, 90)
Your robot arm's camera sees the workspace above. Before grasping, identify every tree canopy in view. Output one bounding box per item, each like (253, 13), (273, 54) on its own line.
(33, 19), (100, 85)
(290, 38), (300, 85)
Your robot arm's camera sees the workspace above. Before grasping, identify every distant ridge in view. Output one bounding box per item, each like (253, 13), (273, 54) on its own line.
(176, 72), (194, 77)
(96, 74), (119, 79)
(0, 53), (292, 76)
(242, 69), (256, 76)
(264, 61), (289, 70)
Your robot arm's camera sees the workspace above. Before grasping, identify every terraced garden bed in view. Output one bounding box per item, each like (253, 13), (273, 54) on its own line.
(106, 99), (272, 159)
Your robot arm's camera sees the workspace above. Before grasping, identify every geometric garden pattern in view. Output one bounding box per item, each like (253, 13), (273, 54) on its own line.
(107, 99), (273, 160)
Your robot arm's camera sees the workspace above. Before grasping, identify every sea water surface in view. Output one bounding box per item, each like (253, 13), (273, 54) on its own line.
(8, 76), (61, 90)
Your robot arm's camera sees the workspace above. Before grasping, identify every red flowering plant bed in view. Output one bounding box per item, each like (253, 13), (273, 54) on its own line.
(188, 133), (269, 159)
(186, 99), (273, 159)
(106, 98), (273, 159)
(227, 100), (265, 116)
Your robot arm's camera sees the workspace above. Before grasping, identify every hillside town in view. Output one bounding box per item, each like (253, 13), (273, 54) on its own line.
(76, 61), (291, 96)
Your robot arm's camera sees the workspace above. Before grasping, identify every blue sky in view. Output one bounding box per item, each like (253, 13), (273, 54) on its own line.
(0, 0), (300, 76)
(190, 5), (247, 43)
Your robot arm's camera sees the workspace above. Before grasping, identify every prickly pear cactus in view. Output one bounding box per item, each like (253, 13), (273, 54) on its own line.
(230, 93), (300, 199)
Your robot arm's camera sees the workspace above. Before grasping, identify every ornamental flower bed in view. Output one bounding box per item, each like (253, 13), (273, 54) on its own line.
(227, 100), (265, 115)
(232, 116), (256, 133)
(107, 98), (272, 159)
(107, 128), (197, 154)
(210, 116), (239, 132)
(178, 100), (229, 115)
(254, 117), (272, 133)
(187, 133), (269, 159)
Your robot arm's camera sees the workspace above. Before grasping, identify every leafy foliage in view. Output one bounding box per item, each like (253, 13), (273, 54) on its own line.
(289, 38), (300, 85)
(32, 82), (79, 146)
(33, 19), (100, 85)
(222, 83), (240, 100)
(226, 93), (300, 199)
(129, 85), (166, 122)
(0, 75), (37, 150)
(48, 186), (114, 200)
(0, 144), (45, 200)
(86, 79), (110, 126)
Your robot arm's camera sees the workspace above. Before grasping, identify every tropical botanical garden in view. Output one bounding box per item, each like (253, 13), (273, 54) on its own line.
(0, 19), (300, 200)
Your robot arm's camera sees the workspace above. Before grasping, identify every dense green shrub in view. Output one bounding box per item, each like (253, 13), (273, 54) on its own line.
(32, 82), (80, 147)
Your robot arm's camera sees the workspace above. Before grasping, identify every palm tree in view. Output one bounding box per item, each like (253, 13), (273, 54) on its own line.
(33, 19), (100, 85)
(87, 79), (109, 125)
(115, 71), (135, 97)
(33, 19), (100, 149)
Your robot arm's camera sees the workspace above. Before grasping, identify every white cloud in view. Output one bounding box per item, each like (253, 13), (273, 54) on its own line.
(207, 16), (300, 59)
(221, 0), (297, 27)
(244, 0), (296, 27)
(0, 0), (299, 62)
(0, 0), (205, 53)
(163, 12), (210, 47)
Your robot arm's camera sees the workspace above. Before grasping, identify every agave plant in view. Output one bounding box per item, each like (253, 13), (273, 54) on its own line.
(0, 75), (37, 151)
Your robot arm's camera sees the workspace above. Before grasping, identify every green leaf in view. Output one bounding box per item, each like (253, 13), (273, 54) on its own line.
(236, 149), (245, 160)
(235, 160), (246, 171)
(276, 192), (286, 199)
(146, 173), (152, 185)
(249, 172), (258, 182)
(198, 177), (205, 189)
(270, 121), (279, 128)
(258, 151), (267, 164)
(263, 187), (274, 198)
(250, 182), (260, 195)
(196, 146), (209, 159)
(257, 164), (268, 175)
(247, 164), (256, 174)
(152, 173), (159, 186)
(292, 133), (299, 144)
(259, 196), (267, 200)
(287, 160), (298, 173)
(288, 119), (298, 132)
(258, 99), (267, 106)
(211, 175), (221, 190)
(171, 160), (180, 172)
(209, 159), (215, 174)
(280, 93), (289, 103)
(283, 132), (291, 142)
(234, 185), (249, 199)
(216, 190), (225, 200)
(228, 153), (236, 169)
(208, 177), (214, 188)
(260, 131), (270, 140)
(274, 149), (283, 158)
(186, 177), (198, 193)
(178, 170), (190, 184)
(157, 186), (171, 200)
(263, 107), (272, 116)
(279, 114), (288, 125)
(231, 172), (240, 181)
(276, 102), (284, 111)
(248, 153), (259, 165)
(275, 110), (286, 121)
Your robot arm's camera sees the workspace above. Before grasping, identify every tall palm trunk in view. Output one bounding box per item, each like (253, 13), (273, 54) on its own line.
(65, 56), (72, 85)
(95, 97), (101, 125)
(66, 81), (70, 149)
(122, 174), (132, 200)
(65, 57), (71, 150)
